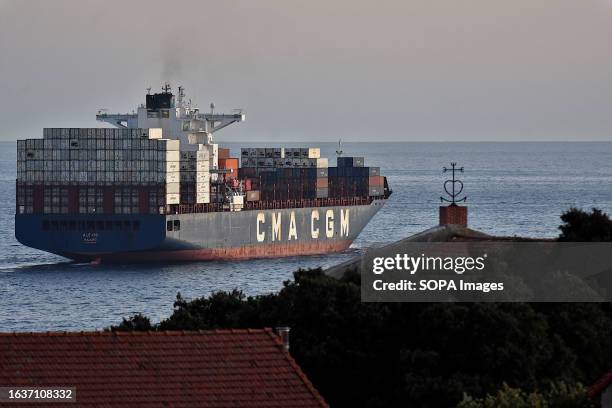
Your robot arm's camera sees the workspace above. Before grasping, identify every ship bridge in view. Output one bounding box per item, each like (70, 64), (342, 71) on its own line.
(95, 85), (245, 143)
(95, 112), (138, 128)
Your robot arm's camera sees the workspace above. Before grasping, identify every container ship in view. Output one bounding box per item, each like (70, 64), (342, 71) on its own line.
(15, 85), (391, 262)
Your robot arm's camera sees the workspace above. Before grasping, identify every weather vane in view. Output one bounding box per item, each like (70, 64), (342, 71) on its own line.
(440, 162), (467, 205)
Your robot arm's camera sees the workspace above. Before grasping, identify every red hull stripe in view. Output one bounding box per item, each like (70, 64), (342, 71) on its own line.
(71, 240), (353, 262)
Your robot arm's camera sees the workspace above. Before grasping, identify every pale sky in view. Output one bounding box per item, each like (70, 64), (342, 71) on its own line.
(1, 0), (612, 141)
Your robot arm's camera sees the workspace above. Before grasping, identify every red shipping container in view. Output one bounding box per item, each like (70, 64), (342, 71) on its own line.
(219, 158), (239, 179)
(244, 179), (253, 191)
(316, 178), (328, 188)
(33, 186), (44, 214)
(246, 190), (260, 201)
(218, 148), (230, 160)
(68, 187), (79, 214)
(103, 187), (114, 214)
(369, 176), (384, 187)
(138, 187), (149, 214)
(220, 158), (239, 169)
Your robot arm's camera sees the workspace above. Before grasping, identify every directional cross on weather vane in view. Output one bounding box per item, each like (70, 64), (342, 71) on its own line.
(440, 162), (467, 205)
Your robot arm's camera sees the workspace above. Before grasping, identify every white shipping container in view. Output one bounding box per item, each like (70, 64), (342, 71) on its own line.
(148, 128), (163, 139)
(196, 192), (210, 204)
(166, 182), (180, 194)
(166, 161), (180, 173)
(196, 161), (210, 171)
(208, 143), (219, 167)
(196, 150), (210, 161)
(230, 195), (244, 205)
(164, 150), (180, 162)
(166, 193), (180, 205)
(308, 148), (321, 159)
(195, 182), (210, 193)
(196, 171), (210, 183)
(166, 172), (180, 183)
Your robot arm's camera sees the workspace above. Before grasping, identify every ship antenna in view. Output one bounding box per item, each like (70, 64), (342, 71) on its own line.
(335, 139), (343, 157)
(178, 86), (185, 107)
(209, 102), (215, 133)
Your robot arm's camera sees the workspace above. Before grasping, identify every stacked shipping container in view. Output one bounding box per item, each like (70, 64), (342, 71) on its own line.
(177, 148), (211, 205)
(17, 133), (385, 216)
(239, 147), (329, 201)
(15, 128), (201, 215)
(329, 157), (384, 198)
(238, 149), (384, 201)
(240, 148), (327, 169)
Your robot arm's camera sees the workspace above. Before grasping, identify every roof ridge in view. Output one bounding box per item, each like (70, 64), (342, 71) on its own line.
(0, 329), (274, 337)
(265, 329), (330, 408)
(589, 370), (612, 397)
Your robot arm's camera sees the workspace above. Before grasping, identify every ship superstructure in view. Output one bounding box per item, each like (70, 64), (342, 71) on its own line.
(96, 84), (244, 145)
(15, 86), (390, 262)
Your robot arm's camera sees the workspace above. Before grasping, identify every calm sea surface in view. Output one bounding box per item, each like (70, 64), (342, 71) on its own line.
(1, 141), (611, 331)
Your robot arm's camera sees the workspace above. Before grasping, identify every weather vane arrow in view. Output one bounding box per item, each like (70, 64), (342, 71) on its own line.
(440, 162), (467, 205)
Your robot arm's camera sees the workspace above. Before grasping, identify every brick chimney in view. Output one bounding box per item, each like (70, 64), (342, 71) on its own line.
(439, 162), (468, 227)
(275, 327), (290, 350)
(439, 203), (468, 227)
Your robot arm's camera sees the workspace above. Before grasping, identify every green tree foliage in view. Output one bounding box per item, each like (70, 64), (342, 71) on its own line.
(110, 313), (153, 331)
(559, 208), (612, 241)
(457, 382), (596, 408)
(109, 209), (612, 407)
(110, 269), (611, 407)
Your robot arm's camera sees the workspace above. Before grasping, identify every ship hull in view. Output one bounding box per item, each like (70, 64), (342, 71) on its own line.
(15, 200), (385, 262)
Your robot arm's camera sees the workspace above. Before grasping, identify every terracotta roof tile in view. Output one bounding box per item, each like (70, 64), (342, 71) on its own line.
(589, 370), (612, 398)
(0, 329), (329, 408)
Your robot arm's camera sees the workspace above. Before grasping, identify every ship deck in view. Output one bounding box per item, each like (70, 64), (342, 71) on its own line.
(168, 196), (383, 215)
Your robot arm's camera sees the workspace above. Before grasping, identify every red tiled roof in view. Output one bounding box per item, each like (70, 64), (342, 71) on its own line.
(589, 370), (612, 398)
(0, 329), (329, 408)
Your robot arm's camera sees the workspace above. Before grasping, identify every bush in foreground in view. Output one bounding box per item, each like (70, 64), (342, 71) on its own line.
(457, 382), (595, 408)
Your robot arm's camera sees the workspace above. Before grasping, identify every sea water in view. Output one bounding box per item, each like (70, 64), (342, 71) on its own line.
(1, 141), (611, 331)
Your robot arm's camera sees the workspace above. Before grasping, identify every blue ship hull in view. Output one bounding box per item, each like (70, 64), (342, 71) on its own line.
(15, 200), (385, 262)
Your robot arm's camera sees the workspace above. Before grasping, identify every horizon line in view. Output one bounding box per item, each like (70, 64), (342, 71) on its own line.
(0, 139), (611, 143)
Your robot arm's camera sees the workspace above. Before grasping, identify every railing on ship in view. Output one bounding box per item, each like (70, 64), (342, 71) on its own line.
(167, 197), (378, 215)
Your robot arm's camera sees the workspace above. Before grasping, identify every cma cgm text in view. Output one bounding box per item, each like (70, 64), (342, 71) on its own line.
(256, 209), (350, 242)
